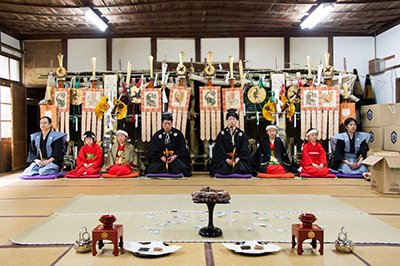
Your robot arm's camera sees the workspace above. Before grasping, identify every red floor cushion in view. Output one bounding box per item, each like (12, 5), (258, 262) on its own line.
(257, 173), (295, 178)
(64, 173), (101, 178)
(299, 173), (336, 178)
(102, 172), (140, 178)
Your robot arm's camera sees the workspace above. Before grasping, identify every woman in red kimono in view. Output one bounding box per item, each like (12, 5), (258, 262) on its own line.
(65, 131), (103, 177)
(299, 128), (330, 177)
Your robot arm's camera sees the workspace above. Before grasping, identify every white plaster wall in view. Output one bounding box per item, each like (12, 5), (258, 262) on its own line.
(333, 36), (374, 96)
(201, 38), (239, 63)
(157, 38), (195, 62)
(375, 24), (400, 103)
(68, 39), (106, 72)
(112, 38), (151, 71)
(1, 32), (20, 49)
(245, 37), (284, 69)
(290, 37), (328, 70)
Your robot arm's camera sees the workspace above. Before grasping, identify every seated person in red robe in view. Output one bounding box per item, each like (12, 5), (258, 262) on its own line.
(253, 125), (294, 174)
(65, 131), (103, 177)
(299, 128), (330, 177)
(101, 130), (144, 176)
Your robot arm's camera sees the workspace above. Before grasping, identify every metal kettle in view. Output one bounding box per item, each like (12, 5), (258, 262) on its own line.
(74, 227), (92, 253)
(334, 227), (355, 253)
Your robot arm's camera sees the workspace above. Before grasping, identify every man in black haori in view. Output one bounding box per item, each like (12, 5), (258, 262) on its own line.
(145, 112), (192, 177)
(209, 109), (255, 176)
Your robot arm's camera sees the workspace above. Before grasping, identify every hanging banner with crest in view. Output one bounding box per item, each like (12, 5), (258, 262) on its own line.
(168, 81), (191, 137)
(222, 82), (244, 131)
(199, 82), (221, 141)
(141, 82), (162, 142)
(320, 85), (340, 139)
(52, 87), (70, 140)
(82, 88), (103, 141)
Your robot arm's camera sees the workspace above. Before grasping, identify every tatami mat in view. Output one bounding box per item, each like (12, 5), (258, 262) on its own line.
(0, 198), (70, 216)
(0, 217), (44, 246)
(0, 247), (69, 266)
(3, 173), (400, 265)
(55, 243), (206, 266)
(213, 243), (365, 266)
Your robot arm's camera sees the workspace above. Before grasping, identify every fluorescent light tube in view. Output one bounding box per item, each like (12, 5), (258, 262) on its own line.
(300, 3), (334, 29)
(84, 8), (108, 32)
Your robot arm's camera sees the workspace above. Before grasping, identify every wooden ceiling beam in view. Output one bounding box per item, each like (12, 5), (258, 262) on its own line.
(1, 0), (398, 10)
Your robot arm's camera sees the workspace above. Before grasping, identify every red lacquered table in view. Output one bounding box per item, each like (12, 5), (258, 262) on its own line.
(92, 224), (123, 256)
(292, 223), (324, 255)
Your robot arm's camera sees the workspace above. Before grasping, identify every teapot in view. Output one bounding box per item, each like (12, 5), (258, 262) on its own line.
(334, 227), (355, 253)
(74, 227), (92, 253)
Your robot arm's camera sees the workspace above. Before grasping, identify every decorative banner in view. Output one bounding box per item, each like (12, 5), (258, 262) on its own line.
(339, 102), (356, 125)
(222, 87), (244, 130)
(168, 83), (190, 137)
(52, 87), (70, 140)
(141, 82), (162, 142)
(82, 88), (103, 141)
(103, 74), (118, 162)
(199, 83), (221, 141)
(321, 86), (340, 139)
(300, 87), (319, 140)
(40, 105), (58, 131)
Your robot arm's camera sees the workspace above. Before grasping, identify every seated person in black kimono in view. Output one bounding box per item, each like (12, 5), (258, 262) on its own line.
(145, 112), (192, 177)
(209, 108), (255, 176)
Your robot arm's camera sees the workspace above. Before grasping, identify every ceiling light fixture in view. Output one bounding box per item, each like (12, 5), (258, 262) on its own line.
(300, 3), (335, 29)
(83, 7), (108, 32)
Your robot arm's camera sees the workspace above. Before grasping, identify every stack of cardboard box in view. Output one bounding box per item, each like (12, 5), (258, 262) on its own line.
(361, 103), (400, 194)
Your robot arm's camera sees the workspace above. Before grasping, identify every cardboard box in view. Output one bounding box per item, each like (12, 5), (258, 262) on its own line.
(363, 152), (400, 194)
(361, 103), (400, 127)
(364, 127), (384, 150)
(384, 126), (400, 152)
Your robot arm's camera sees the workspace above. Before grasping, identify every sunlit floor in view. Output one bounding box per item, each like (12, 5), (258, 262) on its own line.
(1, 171), (400, 266)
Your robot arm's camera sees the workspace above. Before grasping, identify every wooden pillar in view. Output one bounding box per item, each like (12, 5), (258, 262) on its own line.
(151, 37), (157, 59)
(195, 37), (201, 62)
(106, 37), (112, 71)
(284, 37), (290, 69)
(61, 38), (68, 69)
(328, 36), (333, 66)
(239, 36), (245, 67)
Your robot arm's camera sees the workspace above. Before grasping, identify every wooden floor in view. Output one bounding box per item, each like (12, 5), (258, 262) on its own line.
(1, 171), (400, 266)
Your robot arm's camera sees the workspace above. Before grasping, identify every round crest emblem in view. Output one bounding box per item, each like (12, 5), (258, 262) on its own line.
(391, 131), (397, 144)
(174, 133), (178, 137)
(221, 131), (225, 135)
(367, 109), (373, 121)
(369, 131), (375, 143)
(239, 132), (243, 137)
(158, 134), (162, 139)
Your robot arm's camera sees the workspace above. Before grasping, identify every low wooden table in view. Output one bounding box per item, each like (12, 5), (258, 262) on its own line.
(292, 223), (324, 255)
(92, 224), (123, 256)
